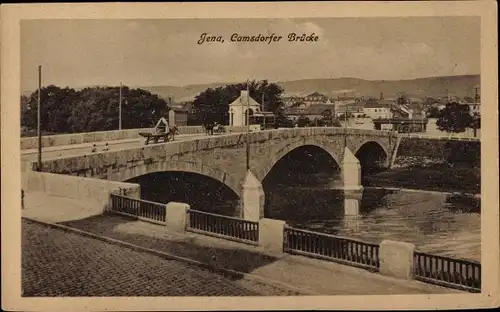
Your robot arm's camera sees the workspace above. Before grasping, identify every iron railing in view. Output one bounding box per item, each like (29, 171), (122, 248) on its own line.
(186, 209), (259, 245)
(283, 227), (380, 271)
(110, 194), (166, 225)
(413, 251), (481, 292)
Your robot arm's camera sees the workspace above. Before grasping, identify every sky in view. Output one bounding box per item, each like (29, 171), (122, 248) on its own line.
(21, 17), (480, 92)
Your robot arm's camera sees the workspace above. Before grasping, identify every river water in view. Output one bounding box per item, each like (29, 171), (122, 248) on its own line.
(264, 174), (480, 262)
(134, 170), (481, 262)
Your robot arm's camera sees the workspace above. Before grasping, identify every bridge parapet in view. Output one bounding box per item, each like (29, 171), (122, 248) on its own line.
(21, 126), (209, 150)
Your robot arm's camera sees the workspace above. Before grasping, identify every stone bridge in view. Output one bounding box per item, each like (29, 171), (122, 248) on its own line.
(36, 128), (399, 220)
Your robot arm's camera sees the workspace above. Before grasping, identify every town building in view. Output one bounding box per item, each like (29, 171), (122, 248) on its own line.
(334, 99), (365, 118)
(228, 90), (275, 127)
(363, 99), (393, 119)
(165, 96), (189, 126)
(284, 104), (335, 122)
(372, 117), (428, 133)
(282, 91), (309, 107)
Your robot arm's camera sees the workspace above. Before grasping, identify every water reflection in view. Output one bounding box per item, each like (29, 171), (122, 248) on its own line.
(265, 182), (480, 261)
(132, 170), (480, 262)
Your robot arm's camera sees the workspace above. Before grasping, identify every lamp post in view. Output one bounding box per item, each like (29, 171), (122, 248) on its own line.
(262, 92), (266, 129)
(344, 104), (348, 148)
(119, 82), (123, 130)
(37, 65), (42, 172)
(246, 80), (250, 171)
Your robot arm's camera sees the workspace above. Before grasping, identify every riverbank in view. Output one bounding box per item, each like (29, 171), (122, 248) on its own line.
(364, 158), (480, 194)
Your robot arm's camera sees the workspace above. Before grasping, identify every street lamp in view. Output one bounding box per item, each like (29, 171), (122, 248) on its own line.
(37, 65), (42, 172)
(246, 80), (250, 171)
(119, 82), (123, 130)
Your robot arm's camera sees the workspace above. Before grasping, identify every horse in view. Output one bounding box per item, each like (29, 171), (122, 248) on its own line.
(203, 122), (215, 135)
(167, 124), (179, 141)
(213, 123), (225, 134)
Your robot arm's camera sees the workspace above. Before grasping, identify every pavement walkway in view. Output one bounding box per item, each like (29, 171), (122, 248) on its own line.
(20, 133), (205, 155)
(22, 219), (299, 296)
(22, 191), (460, 296)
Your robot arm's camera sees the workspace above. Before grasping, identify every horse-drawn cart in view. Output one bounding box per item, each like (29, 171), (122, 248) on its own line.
(140, 117), (178, 145)
(139, 131), (173, 145)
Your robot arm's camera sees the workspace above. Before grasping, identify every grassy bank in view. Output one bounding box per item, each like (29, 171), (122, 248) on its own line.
(364, 159), (480, 194)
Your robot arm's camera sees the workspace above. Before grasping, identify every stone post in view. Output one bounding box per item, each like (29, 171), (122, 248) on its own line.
(341, 147), (362, 191)
(258, 218), (286, 254)
(341, 147), (363, 216)
(166, 202), (190, 233)
(241, 170), (265, 221)
(379, 240), (416, 280)
(343, 188), (363, 216)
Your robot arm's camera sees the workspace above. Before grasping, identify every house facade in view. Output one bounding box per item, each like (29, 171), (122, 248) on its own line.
(363, 99), (392, 119)
(334, 100), (364, 117)
(228, 90), (263, 126)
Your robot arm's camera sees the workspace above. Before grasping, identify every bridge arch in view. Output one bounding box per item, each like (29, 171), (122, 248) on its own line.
(255, 138), (342, 183)
(117, 160), (242, 197)
(350, 137), (391, 160)
(353, 140), (389, 175)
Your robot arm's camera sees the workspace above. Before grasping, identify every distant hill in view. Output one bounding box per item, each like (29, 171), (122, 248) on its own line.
(277, 75), (480, 99)
(139, 75), (480, 102)
(22, 75), (480, 101)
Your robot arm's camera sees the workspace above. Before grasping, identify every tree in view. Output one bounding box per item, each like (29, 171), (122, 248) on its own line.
(21, 85), (169, 134)
(338, 112), (354, 120)
(470, 112), (481, 137)
(321, 109), (332, 119)
(397, 94), (408, 105)
(424, 97), (438, 107)
(427, 106), (441, 118)
(296, 116), (311, 127)
(67, 86), (169, 132)
(192, 80), (284, 125)
(21, 85), (80, 133)
(436, 102), (473, 133)
(274, 113), (294, 128)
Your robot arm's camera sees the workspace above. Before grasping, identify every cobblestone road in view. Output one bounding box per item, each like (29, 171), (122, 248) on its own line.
(22, 220), (299, 297)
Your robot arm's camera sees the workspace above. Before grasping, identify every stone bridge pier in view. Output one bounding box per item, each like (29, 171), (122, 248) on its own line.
(240, 146), (364, 222)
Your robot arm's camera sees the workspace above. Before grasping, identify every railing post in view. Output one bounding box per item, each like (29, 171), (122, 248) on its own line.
(258, 218), (286, 254)
(166, 202), (190, 233)
(379, 240), (415, 280)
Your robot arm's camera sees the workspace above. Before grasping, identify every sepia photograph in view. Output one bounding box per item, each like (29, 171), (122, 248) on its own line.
(2, 2), (499, 311)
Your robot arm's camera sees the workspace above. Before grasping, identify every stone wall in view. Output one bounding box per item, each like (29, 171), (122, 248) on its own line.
(22, 171), (141, 213)
(21, 128), (150, 150)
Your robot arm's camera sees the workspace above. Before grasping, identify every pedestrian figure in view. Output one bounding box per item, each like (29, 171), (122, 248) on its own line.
(91, 144), (97, 153)
(103, 143), (109, 152)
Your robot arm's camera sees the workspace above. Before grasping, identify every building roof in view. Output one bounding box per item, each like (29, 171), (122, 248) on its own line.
(285, 104), (335, 116)
(229, 91), (262, 108)
(282, 91), (309, 98)
(363, 99), (389, 109)
(306, 92), (327, 98)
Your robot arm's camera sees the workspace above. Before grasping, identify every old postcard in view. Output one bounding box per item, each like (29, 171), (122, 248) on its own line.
(1, 1), (499, 311)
